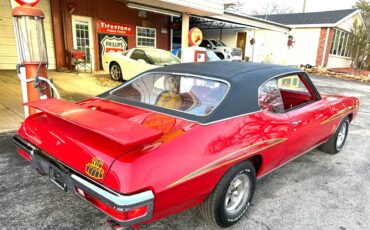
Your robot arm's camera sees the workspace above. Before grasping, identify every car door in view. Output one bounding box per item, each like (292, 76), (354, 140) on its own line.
(277, 73), (333, 162)
(126, 49), (153, 77)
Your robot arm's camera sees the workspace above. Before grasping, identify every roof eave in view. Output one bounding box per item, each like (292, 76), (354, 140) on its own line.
(288, 23), (336, 28)
(222, 11), (291, 32)
(334, 9), (364, 27)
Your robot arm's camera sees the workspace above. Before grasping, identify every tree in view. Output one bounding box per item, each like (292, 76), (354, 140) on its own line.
(349, 0), (370, 70)
(348, 20), (368, 69)
(355, 0), (370, 29)
(251, 3), (294, 16)
(225, 1), (294, 15)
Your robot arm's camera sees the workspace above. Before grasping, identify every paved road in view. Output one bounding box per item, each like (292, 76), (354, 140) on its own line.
(0, 76), (369, 230)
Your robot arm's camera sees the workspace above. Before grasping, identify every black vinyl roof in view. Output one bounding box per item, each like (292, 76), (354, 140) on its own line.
(255, 9), (357, 25)
(100, 62), (303, 124)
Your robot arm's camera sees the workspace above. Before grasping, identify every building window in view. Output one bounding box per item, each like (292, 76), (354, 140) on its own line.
(329, 28), (351, 58)
(136, 27), (156, 47)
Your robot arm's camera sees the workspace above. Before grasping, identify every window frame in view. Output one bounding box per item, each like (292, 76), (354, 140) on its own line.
(258, 72), (321, 114)
(136, 26), (157, 48)
(329, 28), (352, 58)
(108, 72), (231, 117)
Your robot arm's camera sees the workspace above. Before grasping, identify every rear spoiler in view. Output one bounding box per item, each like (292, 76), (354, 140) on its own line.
(26, 99), (162, 146)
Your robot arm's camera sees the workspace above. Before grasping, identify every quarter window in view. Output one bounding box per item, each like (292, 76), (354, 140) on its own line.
(258, 79), (285, 113)
(136, 27), (156, 47)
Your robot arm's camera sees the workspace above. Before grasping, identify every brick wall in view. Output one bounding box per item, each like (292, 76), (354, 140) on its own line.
(323, 28), (334, 67)
(315, 28), (327, 66)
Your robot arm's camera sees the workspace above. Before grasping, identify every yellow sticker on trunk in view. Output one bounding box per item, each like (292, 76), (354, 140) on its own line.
(86, 157), (104, 179)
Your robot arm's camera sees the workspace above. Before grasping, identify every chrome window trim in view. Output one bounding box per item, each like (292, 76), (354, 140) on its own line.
(102, 70), (313, 126)
(256, 71), (321, 114)
(109, 71), (232, 117)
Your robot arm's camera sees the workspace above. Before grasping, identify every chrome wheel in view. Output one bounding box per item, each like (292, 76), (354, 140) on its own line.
(224, 174), (250, 215)
(110, 64), (121, 80)
(336, 122), (347, 149)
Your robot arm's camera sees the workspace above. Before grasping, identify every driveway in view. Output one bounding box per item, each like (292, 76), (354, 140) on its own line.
(0, 75), (369, 229)
(0, 70), (119, 132)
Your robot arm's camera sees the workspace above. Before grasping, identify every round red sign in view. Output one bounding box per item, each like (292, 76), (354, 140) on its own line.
(188, 27), (203, 47)
(15, 0), (40, 6)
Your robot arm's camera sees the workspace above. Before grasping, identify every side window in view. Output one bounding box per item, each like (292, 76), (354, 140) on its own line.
(258, 79), (284, 113)
(277, 75), (309, 93)
(131, 50), (150, 63)
(277, 74), (317, 110)
(200, 40), (211, 48)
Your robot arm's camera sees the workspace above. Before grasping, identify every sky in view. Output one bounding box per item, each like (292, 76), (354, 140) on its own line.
(239, 0), (358, 14)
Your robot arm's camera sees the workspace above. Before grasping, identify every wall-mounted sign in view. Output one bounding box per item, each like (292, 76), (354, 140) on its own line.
(188, 27), (203, 47)
(98, 34), (128, 69)
(97, 20), (134, 36)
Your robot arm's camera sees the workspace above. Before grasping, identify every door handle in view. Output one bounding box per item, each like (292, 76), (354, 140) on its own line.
(291, 120), (302, 126)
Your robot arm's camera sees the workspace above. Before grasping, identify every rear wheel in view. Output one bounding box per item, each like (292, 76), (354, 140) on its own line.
(109, 62), (123, 81)
(320, 117), (349, 154)
(200, 161), (256, 228)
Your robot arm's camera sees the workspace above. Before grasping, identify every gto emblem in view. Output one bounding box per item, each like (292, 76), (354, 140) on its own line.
(56, 140), (61, 146)
(85, 157), (104, 179)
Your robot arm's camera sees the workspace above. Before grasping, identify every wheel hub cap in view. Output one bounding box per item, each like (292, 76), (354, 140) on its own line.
(224, 174), (250, 215)
(336, 123), (347, 149)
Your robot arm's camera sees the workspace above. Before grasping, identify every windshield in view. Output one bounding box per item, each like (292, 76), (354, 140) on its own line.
(111, 73), (229, 116)
(210, 40), (227, 47)
(146, 50), (180, 66)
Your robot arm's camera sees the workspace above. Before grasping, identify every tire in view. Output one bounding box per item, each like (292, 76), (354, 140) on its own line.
(216, 52), (225, 60)
(200, 161), (256, 228)
(109, 62), (123, 81)
(320, 117), (349, 154)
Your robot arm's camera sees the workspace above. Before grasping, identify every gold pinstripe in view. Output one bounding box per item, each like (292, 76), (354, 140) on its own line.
(167, 138), (287, 188)
(321, 106), (356, 125)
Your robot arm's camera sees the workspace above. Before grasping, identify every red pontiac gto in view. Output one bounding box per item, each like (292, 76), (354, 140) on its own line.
(13, 62), (359, 228)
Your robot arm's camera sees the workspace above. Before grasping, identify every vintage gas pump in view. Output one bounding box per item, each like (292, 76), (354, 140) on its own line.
(11, 0), (59, 117)
(181, 27), (207, 63)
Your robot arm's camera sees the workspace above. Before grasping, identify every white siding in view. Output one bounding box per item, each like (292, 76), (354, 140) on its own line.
(0, 0), (55, 70)
(327, 56), (352, 68)
(284, 28), (321, 66)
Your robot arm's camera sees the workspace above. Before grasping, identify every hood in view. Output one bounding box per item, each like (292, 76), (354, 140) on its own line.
(19, 98), (192, 183)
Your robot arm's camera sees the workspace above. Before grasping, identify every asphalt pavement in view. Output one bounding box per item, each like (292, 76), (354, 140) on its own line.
(0, 75), (369, 230)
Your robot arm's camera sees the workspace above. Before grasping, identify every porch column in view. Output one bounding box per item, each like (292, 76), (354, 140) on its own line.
(181, 12), (189, 48)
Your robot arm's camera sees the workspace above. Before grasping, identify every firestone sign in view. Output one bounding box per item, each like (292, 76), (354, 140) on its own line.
(97, 20), (134, 36)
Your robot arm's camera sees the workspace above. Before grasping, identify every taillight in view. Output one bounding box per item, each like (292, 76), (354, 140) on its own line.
(75, 187), (148, 221)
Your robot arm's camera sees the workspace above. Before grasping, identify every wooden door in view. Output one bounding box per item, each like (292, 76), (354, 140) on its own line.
(236, 32), (247, 60)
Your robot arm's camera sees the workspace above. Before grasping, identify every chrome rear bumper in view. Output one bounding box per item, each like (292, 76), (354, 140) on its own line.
(12, 134), (154, 226)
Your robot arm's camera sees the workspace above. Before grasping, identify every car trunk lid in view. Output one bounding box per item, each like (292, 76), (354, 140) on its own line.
(21, 98), (163, 183)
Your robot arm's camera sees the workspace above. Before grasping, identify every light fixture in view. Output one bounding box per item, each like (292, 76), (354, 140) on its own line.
(15, 0), (40, 6)
(127, 3), (181, 18)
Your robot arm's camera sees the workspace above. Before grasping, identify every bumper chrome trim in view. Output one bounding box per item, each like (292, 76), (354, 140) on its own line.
(71, 174), (154, 207)
(12, 134), (154, 226)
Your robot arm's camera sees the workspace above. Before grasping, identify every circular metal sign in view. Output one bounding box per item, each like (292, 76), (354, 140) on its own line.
(188, 27), (203, 47)
(15, 0), (40, 6)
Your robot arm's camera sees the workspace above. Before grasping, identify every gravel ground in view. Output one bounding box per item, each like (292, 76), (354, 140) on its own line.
(0, 75), (369, 230)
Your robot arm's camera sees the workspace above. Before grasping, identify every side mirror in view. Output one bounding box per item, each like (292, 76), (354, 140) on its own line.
(206, 44), (211, 48)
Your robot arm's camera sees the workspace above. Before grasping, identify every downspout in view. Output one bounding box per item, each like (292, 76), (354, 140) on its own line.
(61, 0), (68, 66)
(321, 27), (330, 67)
(251, 28), (256, 62)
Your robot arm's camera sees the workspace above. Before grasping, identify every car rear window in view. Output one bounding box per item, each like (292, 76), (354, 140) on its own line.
(110, 73), (229, 116)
